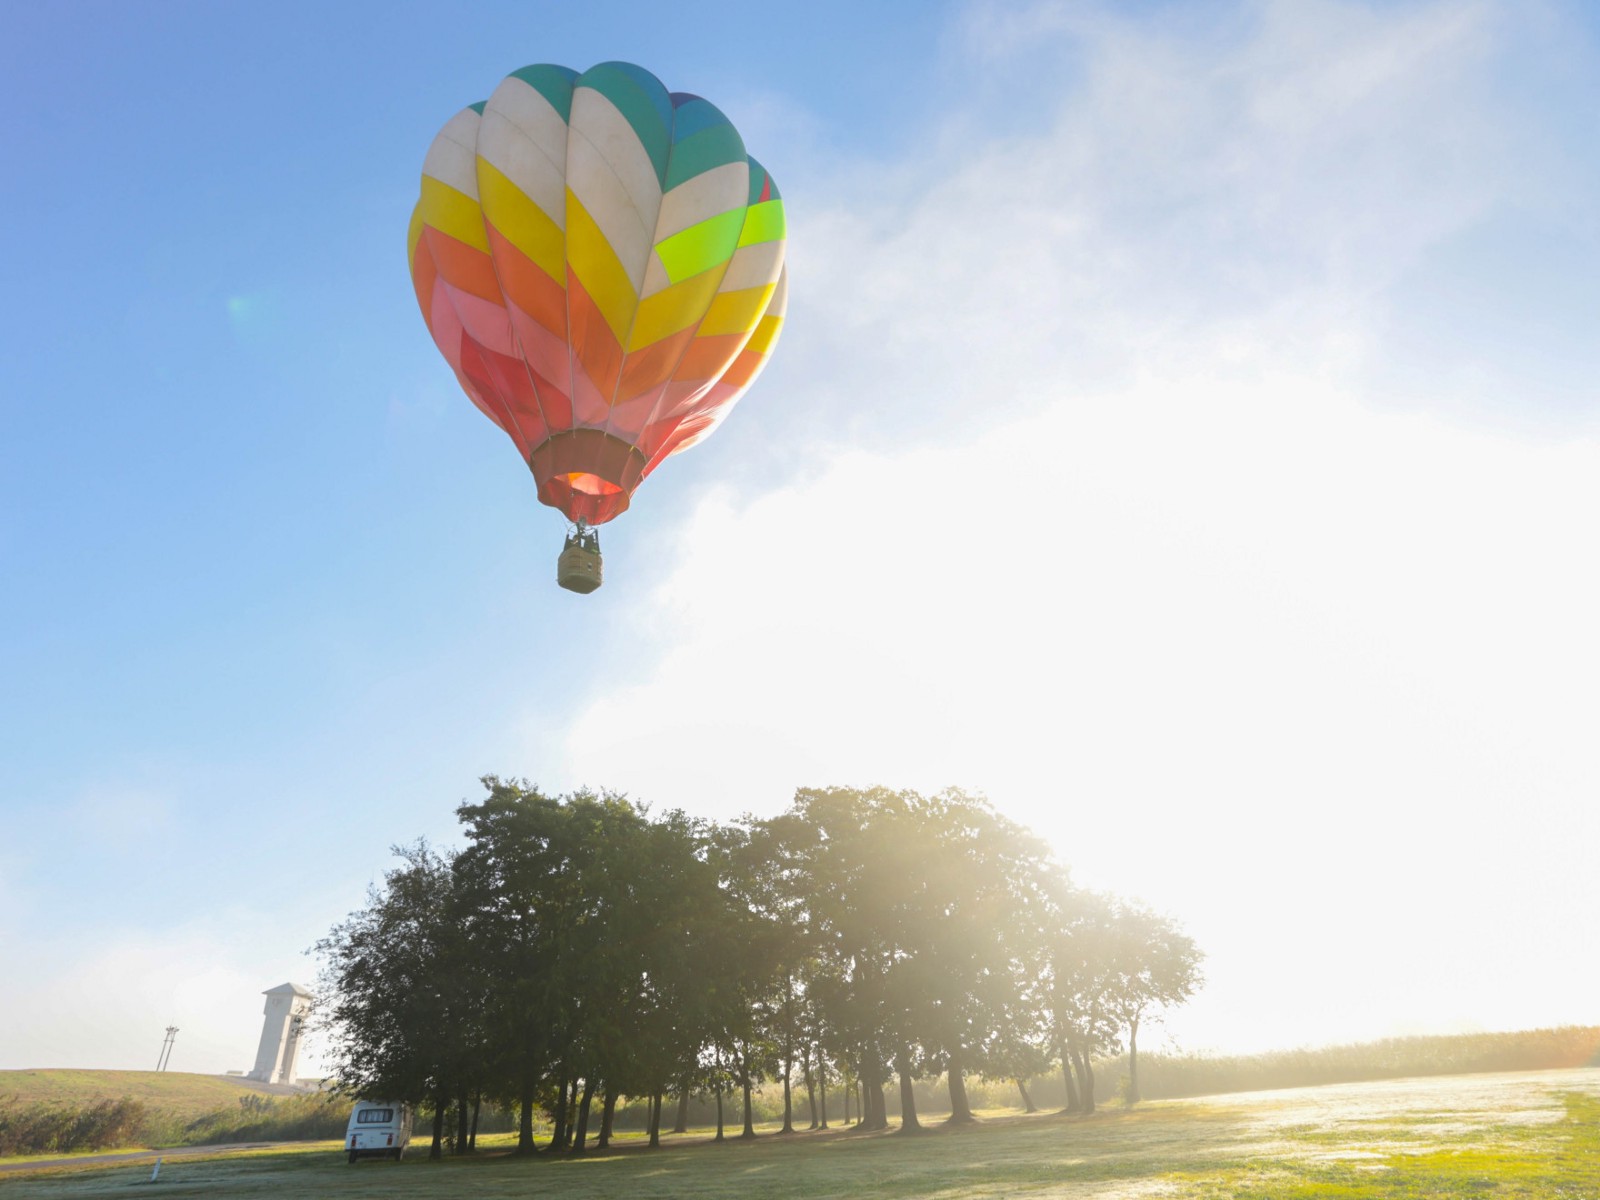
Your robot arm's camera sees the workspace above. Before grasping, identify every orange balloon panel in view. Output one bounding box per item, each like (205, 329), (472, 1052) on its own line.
(408, 62), (788, 526)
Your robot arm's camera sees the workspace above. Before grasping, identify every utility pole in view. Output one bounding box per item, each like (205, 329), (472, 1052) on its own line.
(156, 1026), (178, 1072)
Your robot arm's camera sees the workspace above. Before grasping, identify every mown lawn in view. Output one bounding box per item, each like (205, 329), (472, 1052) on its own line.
(4, 1069), (1598, 1199)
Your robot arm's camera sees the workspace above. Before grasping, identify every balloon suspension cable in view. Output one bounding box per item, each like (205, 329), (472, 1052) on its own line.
(567, 517), (598, 551)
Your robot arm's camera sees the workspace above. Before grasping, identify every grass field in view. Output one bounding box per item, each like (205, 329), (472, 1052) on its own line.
(0, 1073), (297, 1122)
(4, 1067), (1597, 1198)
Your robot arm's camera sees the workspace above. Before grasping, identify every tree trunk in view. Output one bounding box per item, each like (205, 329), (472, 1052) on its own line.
(648, 1091), (662, 1148)
(1126, 1015), (1142, 1105)
(549, 1075), (570, 1151)
(429, 1093), (445, 1160)
(1016, 1078), (1037, 1113)
(517, 1077), (536, 1154)
(802, 1044), (817, 1129)
(946, 1047), (976, 1124)
(597, 1085), (618, 1149)
(843, 1077), (851, 1125)
(455, 1088), (469, 1153)
(896, 1048), (922, 1134)
(713, 1048), (725, 1141)
(740, 1051), (756, 1139)
(469, 1093), (481, 1151)
(673, 1073), (691, 1134)
(573, 1076), (597, 1152)
(1060, 1044), (1081, 1113)
(860, 1049), (889, 1131)
(859, 1051), (889, 1132)
(1076, 1047), (1096, 1114)
(818, 1055), (829, 1129)
(781, 1056), (794, 1133)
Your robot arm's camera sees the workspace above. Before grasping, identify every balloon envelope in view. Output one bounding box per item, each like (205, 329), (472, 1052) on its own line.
(408, 62), (788, 526)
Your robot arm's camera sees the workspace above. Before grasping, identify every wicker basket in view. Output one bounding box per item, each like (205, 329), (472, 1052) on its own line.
(557, 538), (603, 593)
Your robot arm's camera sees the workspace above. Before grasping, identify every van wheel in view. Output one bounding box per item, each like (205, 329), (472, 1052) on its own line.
(392, 1148), (403, 1161)
(348, 1150), (358, 1164)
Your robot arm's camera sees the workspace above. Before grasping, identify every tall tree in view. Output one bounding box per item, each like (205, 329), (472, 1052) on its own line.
(452, 780), (643, 1152)
(702, 819), (789, 1140)
(1041, 886), (1122, 1115)
(780, 788), (905, 1132)
(1106, 903), (1203, 1104)
(314, 841), (482, 1159)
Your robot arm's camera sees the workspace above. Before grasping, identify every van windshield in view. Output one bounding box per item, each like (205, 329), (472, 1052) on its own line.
(356, 1109), (394, 1124)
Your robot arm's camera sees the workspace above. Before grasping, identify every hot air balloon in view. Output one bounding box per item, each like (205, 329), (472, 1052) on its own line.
(407, 62), (788, 593)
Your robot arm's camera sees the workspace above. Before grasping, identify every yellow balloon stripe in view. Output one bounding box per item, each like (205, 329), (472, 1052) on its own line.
(627, 267), (725, 351)
(566, 189), (639, 344)
(419, 176), (489, 252)
(477, 159), (566, 283)
(698, 282), (777, 337)
(744, 310), (783, 356)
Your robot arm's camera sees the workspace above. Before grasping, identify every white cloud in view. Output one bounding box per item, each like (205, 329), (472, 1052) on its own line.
(541, 0), (1600, 1052)
(746, 0), (1583, 461)
(559, 383), (1600, 1056)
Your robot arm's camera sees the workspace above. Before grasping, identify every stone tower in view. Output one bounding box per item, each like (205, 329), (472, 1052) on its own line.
(247, 982), (312, 1085)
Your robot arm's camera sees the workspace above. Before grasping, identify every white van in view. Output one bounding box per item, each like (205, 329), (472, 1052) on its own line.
(344, 1100), (411, 1162)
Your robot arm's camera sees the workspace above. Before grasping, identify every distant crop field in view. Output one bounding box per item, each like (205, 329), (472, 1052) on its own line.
(5, 1067), (1598, 1199)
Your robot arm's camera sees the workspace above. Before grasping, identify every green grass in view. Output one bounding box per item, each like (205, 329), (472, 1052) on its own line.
(5, 1069), (1598, 1198)
(1173, 1091), (1600, 1199)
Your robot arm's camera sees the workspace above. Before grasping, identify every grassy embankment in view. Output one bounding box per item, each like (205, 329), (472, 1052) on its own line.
(0, 1072), (295, 1115)
(0, 1073), (345, 1158)
(5, 1069), (1599, 1198)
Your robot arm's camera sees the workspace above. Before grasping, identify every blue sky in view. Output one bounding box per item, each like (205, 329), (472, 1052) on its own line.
(4, 0), (1600, 1074)
(1, 3), (932, 896)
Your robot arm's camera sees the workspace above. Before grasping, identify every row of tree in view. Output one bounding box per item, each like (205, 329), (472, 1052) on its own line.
(315, 782), (1202, 1158)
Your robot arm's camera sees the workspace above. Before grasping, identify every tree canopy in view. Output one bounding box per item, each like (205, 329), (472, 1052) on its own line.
(314, 780), (1204, 1151)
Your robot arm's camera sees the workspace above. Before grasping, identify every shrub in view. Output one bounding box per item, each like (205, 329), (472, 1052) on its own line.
(184, 1091), (349, 1145)
(0, 1097), (150, 1156)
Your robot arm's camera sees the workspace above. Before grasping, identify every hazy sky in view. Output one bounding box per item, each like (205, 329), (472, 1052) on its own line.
(3, 0), (1598, 1076)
